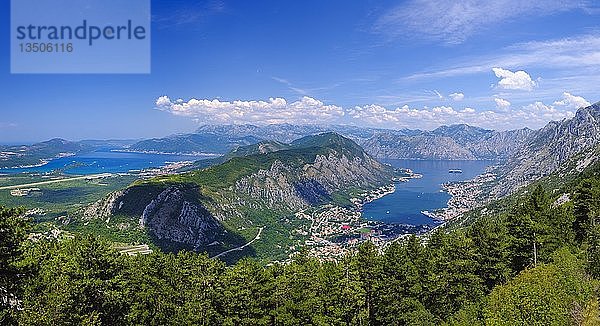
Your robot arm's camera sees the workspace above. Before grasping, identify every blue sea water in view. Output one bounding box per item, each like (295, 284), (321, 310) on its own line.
(362, 160), (495, 226)
(0, 150), (214, 175)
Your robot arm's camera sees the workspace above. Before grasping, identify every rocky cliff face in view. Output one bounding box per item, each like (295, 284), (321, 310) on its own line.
(492, 103), (600, 196)
(139, 186), (221, 248)
(87, 133), (393, 248)
(466, 128), (533, 160)
(360, 133), (477, 160)
(359, 125), (534, 160)
(128, 123), (535, 161)
(84, 184), (223, 248)
(234, 152), (390, 211)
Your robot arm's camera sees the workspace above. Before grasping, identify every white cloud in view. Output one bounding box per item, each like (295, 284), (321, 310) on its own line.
(492, 68), (537, 91)
(494, 98), (511, 110)
(155, 96), (344, 125)
(553, 92), (591, 109)
(157, 94), (582, 131)
(374, 0), (590, 44)
(350, 100), (575, 130)
(449, 92), (464, 101)
(404, 34), (600, 86)
(519, 101), (575, 122)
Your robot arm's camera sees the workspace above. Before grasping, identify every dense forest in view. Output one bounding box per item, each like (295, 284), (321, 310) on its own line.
(2, 173), (600, 325)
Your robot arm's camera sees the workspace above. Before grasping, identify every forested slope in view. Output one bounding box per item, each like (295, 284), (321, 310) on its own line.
(2, 158), (600, 325)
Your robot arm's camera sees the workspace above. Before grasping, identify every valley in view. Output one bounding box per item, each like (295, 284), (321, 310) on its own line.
(1, 102), (600, 265)
(4, 3), (599, 323)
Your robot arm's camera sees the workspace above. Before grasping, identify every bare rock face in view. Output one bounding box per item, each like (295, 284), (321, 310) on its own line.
(85, 185), (222, 248)
(87, 133), (394, 249)
(466, 128), (533, 160)
(139, 186), (221, 248)
(493, 103), (600, 196)
(232, 153), (391, 212)
(360, 134), (477, 160)
(82, 189), (126, 220)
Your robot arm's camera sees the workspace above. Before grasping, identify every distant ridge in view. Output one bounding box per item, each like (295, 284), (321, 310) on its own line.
(492, 102), (600, 196)
(84, 133), (394, 260)
(0, 138), (88, 169)
(127, 123), (535, 161)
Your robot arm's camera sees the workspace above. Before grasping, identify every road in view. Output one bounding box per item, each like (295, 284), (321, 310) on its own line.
(212, 226), (264, 259)
(0, 173), (113, 190)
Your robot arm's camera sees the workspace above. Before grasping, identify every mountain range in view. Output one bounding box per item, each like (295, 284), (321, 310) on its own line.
(7, 101), (600, 262)
(83, 133), (394, 260)
(80, 102), (600, 258)
(126, 123), (534, 160)
(491, 102), (600, 196)
(0, 138), (88, 169)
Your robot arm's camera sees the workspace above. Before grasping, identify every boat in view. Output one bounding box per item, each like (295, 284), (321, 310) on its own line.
(448, 169), (463, 173)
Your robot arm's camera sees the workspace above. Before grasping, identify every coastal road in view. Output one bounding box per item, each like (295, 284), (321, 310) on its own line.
(0, 173), (113, 190)
(212, 226), (264, 259)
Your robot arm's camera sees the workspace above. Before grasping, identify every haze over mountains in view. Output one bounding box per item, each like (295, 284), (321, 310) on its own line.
(76, 102), (600, 258)
(128, 123), (535, 160)
(5, 103), (599, 198)
(84, 133), (394, 259)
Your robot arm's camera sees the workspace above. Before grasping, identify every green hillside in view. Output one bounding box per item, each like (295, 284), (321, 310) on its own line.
(79, 133), (394, 262)
(3, 154), (600, 324)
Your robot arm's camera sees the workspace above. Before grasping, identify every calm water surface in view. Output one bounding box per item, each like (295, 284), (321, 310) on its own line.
(362, 159), (494, 226)
(0, 150), (213, 175)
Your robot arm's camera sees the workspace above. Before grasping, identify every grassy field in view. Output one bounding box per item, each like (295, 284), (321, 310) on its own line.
(0, 173), (138, 219)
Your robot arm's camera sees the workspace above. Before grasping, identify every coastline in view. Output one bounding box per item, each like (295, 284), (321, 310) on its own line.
(0, 152), (76, 170)
(433, 170), (498, 221)
(111, 149), (221, 157)
(1, 160), (49, 170)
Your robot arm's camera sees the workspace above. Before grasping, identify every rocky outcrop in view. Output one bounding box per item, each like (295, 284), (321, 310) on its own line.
(466, 128), (533, 160)
(127, 123), (536, 161)
(87, 133), (393, 249)
(360, 134), (477, 160)
(138, 186), (221, 248)
(492, 103), (600, 196)
(82, 189), (125, 221)
(233, 152), (391, 212)
(84, 185), (222, 247)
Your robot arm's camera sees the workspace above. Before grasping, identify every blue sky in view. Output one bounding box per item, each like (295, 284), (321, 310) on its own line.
(2, 0), (600, 142)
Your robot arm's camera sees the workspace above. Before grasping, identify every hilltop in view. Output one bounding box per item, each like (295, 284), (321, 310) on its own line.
(82, 133), (395, 261)
(126, 123), (533, 160)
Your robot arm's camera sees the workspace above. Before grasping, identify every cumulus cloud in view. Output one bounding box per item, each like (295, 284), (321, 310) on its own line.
(449, 92), (464, 101)
(155, 96), (344, 124)
(494, 98), (511, 110)
(492, 67), (537, 91)
(553, 92), (591, 109)
(156, 94), (581, 130)
(350, 100), (575, 130)
(374, 0), (591, 44)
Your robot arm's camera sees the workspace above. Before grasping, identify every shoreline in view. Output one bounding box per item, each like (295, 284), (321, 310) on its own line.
(432, 170), (498, 221)
(1, 160), (49, 170)
(0, 152), (77, 170)
(111, 149), (221, 157)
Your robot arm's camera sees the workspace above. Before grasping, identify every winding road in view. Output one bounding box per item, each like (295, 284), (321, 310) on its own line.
(212, 226), (264, 259)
